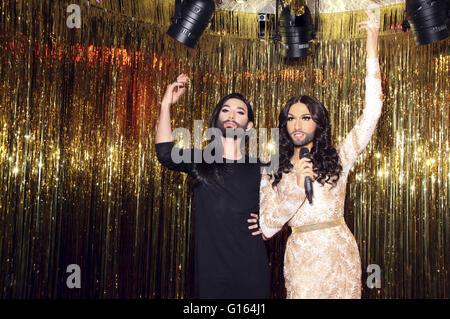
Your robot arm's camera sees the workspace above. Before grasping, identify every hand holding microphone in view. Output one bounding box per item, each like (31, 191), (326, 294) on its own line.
(294, 148), (314, 204)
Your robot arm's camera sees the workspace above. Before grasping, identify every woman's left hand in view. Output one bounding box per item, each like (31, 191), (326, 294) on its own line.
(248, 213), (268, 241)
(358, 9), (380, 58)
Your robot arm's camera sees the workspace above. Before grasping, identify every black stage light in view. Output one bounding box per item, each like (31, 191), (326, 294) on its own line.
(167, 0), (215, 48)
(279, 5), (313, 58)
(405, 0), (448, 45)
(258, 13), (266, 39)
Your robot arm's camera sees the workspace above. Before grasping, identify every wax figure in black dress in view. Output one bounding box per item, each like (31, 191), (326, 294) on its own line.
(155, 75), (269, 298)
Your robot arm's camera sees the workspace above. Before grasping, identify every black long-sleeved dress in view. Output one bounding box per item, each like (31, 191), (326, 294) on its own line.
(155, 142), (270, 299)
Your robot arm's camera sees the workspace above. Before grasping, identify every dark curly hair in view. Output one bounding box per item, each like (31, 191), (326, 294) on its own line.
(191, 93), (255, 186)
(271, 95), (342, 188)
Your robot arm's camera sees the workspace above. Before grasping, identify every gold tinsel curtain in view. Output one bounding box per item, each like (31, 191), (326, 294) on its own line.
(0, 0), (448, 298)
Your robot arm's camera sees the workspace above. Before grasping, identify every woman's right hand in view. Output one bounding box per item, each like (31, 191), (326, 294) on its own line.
(294, 157), (315, 189)
(161, 73), (190, 107)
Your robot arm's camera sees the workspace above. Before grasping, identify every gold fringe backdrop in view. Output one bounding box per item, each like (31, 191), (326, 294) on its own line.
(0, 0), (448, 298)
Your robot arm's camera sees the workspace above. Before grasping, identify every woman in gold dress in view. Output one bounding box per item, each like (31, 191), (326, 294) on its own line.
(258, 10), (382, 298)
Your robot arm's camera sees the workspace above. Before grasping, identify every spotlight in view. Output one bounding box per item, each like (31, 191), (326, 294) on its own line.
(279, 5), (313, 57)
(405, 0), (448, 45)
(258, 13), (266, 39)
(167, 0), (216, 48)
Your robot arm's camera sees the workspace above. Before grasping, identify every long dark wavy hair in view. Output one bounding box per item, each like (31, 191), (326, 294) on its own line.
(272, 95), (342, 188)
(191, 93), (255, 186)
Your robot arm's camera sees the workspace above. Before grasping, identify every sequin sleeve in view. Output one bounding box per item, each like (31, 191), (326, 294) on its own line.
(338, 58), (383, 175)
(259, 173), (307, 238)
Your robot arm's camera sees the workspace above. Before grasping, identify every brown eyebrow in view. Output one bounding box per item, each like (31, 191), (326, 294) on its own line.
(288, 113), (311, 117)
(223, 104), (247, 112)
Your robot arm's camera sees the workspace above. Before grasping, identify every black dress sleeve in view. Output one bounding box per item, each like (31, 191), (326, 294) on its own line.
(155, 141), (195, 174)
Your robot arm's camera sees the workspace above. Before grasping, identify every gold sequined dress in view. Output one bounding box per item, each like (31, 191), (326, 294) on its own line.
(259, 58), (382, 299)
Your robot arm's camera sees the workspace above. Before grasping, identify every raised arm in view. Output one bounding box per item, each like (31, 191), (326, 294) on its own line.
(259, 173), (307, 239)
(155, 74), (194, 173)
(338, 10), (383, 174)
(155, 74), (189, 143)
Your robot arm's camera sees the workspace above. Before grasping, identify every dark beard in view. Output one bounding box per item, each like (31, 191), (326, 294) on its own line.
(289, 131), (314, 147)
(217, 120), (246, 139)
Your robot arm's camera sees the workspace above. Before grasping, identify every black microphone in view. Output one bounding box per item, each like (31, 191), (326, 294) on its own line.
(299, 148), (313, 204)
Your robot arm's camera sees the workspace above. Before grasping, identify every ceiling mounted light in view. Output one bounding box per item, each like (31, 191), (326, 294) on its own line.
(405, 0), (449, 45)
(167, 0), (216, 48)
(279, 4), (313, 57)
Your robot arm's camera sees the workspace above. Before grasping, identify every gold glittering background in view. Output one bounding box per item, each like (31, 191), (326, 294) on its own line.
(0, 0), (448, 298)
